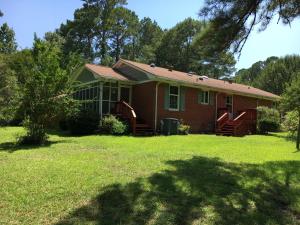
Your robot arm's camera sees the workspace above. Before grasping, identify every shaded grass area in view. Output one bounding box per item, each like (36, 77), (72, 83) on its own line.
(1, 127), (300, 225)
(57, 158), (300, 225)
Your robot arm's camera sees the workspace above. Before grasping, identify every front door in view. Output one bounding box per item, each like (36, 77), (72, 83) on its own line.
(120, 86), (131, 104)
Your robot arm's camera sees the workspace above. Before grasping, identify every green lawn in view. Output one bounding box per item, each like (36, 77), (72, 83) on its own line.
(1, 127), (300, 225)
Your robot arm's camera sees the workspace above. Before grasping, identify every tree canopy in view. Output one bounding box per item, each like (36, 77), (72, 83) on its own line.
(235, 55), (300, 95)
(199, 0), (300, 56)
(281, 73), (300, 149)
(0, 23), (17, 54)
(156, 18), (236, 79)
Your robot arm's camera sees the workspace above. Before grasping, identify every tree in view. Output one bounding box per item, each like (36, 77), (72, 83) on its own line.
(20, 38), (74, 144)
(7, 49), (34, 85)
(281, 73), (300, 150)
(0, 54), (19, 125)
(156, 18), (235, 79)
(59, 5), (98, 61)
(199, 0), (300, 56)
(126, 17), (164, 63)
(58, 0), (127, 63)
(0, 10), (3, 17)
(235, 55), (300, 95)
(93, 0), (127, 62)
(109, 7), (139, 62)
(156, 18), (204, 72)
(235, 57), (278, 85)
(0, 23), (17, 54)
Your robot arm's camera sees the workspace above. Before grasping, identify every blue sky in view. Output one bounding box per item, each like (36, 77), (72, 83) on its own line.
(1, 0), (300, 70)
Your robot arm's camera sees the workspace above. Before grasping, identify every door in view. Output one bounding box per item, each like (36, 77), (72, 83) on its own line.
(120, 86), (131, 104)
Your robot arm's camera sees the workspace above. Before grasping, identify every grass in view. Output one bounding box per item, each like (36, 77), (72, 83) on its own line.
(1, 127), (300, 225)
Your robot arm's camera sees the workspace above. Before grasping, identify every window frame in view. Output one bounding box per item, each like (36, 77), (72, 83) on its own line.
(169, 85), (180, 111)
(199, 90), (210, 105)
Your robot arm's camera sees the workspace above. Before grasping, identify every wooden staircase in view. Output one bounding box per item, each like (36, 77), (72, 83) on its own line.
(216, 110), (257, 136)
(115, 101), (154, 136)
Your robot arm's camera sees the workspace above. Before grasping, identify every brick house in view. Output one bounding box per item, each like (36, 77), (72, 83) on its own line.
(73, 59), (280, 136)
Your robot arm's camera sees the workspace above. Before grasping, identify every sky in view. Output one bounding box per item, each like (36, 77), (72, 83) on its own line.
(1, 0), (300, 70)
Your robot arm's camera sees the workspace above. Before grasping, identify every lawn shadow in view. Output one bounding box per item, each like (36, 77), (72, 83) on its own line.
(56, 157), (300, 225)
(266, 132), (297, 144)
(0, 140), (70, 153)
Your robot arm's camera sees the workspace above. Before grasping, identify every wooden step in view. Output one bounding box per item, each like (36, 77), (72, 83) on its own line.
(135, 123), (154, 136)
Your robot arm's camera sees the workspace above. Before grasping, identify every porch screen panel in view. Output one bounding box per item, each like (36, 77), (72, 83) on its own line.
(73, 82), (101, 115)
(102, 82), (119, 115)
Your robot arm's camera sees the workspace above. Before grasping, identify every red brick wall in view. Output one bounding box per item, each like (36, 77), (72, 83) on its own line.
(131, 82), (156, 127)
(156, 83), (216, 133)
(233, 95), (273, 115)
(132, 81), (275, 133)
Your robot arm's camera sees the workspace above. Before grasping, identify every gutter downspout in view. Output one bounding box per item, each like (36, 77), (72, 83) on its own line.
(155, 82), (162, 133)
(215, 92), (220, 130)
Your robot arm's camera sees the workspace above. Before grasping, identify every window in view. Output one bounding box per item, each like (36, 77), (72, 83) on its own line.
(226, 96), (233, 113)
(199, 90), (209, 104)
(102, 82), (119, 115)
(73, 82), (101, 114)
(169, 85), (179, 110)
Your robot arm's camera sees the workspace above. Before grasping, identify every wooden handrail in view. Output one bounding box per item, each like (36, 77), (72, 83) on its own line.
(233, 111), (247, 135)
(216, 112), (229, 131)
(116, 101), (137, 135)
(233, 112), (246, 123)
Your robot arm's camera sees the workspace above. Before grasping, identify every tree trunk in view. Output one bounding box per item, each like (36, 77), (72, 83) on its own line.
(297, 110), (300, 150)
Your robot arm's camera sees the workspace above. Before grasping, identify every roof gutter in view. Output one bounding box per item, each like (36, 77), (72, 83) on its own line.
(113, 60), (280, 102)
(150, 77), (280, 102)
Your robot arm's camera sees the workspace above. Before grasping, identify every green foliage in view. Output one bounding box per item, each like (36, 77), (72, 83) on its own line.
(199, 0), (300, 55)
(20, 38), (74, 144)
(281, 73), (300, 149)
(257, 106), (280, 134)
(156, 18), (204, 72)
(178, 123), (190, 135)
(110, 7), (139, 62)
(235, 55), (300, 95)
(68, 109), (100, 135)
(0, 23), (17, 54)
(8, 49), (34, 85)
(59, 0), (128, 63)
(258, 120), (280, 134)
(99, 115), (127, 135)
(156, 18), (236, 79)
(282, 111), (299, 139)
(0, 54), (20, 125)
(18, 117), (48, 145)
(134, 17), (164, 63)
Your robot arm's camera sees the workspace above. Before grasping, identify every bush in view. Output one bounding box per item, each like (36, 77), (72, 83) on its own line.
(18, 118), (48, 145)
(68, 110), (100, 135)
(258, 119), (280, 134)
(281, 111), (299, 138)
(99, 115), (127, 135)
(257, 106), (280, 134)
(178, 124), (190, 135)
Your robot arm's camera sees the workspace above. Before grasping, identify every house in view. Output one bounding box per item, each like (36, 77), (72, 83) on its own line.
(73, 59), (280, 136)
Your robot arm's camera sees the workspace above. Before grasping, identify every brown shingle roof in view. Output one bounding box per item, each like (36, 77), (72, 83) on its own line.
(85, 64), (130, 81)
(119, 59), (280, 100)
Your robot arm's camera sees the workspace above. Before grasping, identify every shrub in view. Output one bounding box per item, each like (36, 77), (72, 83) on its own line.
(99, 115), (127, 135)
(178, 124), (190, 135)
(258, 119), (280, 134)
(257, 106), (280, 134)
(18, 117), (48, 145)
(68, 110), (100, 135)
(281, 111), (299, 138)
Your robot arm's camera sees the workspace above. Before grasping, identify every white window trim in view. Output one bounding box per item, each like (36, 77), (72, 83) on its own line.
(200, 90), (210, 105)
(169, 85), (180, 111)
